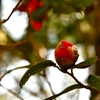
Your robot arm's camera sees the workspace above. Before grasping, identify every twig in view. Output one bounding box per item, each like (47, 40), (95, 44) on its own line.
(0, 0), (23, 24)
(0, 65), (31, 81)
(45, 78), (55, 96)
(67, 69), (100, 92)
(54, 65), (100, 92)
(39, 71), (56, 99)
(0, 84), (23, 100)
(0, 39), (27, 48)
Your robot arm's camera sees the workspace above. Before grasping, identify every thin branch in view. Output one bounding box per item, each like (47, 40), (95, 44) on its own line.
(54, 65), (100, 92)
(45, 78), (55, 96)
(67, 69), (100, 92)
(0, 84), (23, 100)
(0, 64), (31, 81)
(0, 0), (23, 24)
(0, 39), (28, 48)
(39, 71), (56, 99)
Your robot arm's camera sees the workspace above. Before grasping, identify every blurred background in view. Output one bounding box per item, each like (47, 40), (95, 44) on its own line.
(0, 0), (100, 100)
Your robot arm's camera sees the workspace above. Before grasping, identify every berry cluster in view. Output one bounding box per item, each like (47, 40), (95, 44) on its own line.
(17, 0), (47, 31)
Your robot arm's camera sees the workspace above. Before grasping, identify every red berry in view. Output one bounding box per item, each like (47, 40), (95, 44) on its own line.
(31, 20), (43, 31)
(17, 3), (27, 12)
(54, 40), (79, 71)
(17, 0), (48, 31)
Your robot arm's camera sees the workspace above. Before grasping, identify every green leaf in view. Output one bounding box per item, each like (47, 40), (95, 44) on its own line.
(19, 60), (56, 88)
(50, 0), (64, 2)
(72, 57), (98, 69)
(88, 74), (100, 91)
(44, 84), (83, 100)
(73, 0), (93, 9)
(31, 3), (49, 21)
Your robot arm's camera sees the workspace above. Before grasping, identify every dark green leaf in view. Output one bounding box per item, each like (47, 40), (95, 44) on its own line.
(19, 60), (56, 88)
(73, 0), (93, 9)
(88, 74), (100, 91)
(50, 0), (64, 2)
(31, 3), (49, 21)
(72, 57), (98, 69)
(44, 84), (83, 100)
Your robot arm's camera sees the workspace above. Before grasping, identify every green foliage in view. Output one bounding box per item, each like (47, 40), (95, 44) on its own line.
(19, 60), (56, 88)
(47, 0), (64, 3)
(88, 74), (100, 91)
(0, 0), (100, 99)
(18, 56), (99, 99)
(72, 57), (98, 69)
(31, 3), (49, 21)
(73, 0), (94, 9)
(44, 84), (82, 100)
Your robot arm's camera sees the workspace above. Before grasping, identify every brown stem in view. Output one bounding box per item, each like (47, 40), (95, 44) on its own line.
(0, 84), (23, 100)
(0, 0), (23, 24)
(40, 71), (56, 100)
(54, 65), (100, 92)
(0, 65), (30, 81)
(0, 39), (27, 47)
(67, 69), (100, 92)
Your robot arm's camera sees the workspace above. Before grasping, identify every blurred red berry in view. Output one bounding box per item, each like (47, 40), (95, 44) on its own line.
(17, 0), (48, 31)
(17, 0), (43, 13)
(31, 20), (43, 31)
(54, 40), (79, 71)
(28, 0), (39, 13)
(17, 3), (27, 12)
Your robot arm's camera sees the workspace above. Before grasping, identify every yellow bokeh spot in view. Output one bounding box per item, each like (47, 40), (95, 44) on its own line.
(0, 30), (7, 44)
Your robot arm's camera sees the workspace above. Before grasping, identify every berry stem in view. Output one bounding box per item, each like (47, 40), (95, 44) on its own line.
(54, 64), (100, 92)
(67, 69), (100, 92)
